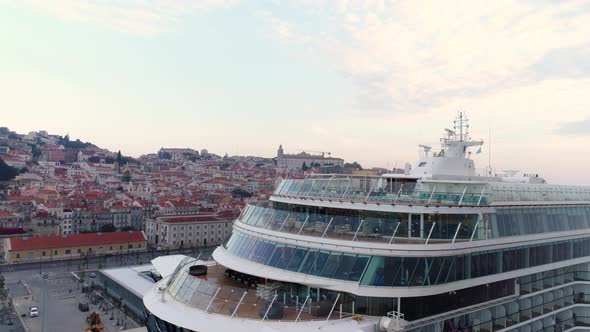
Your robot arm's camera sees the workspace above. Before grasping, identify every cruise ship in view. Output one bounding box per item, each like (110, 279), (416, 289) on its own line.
(143, 113), (590, 332)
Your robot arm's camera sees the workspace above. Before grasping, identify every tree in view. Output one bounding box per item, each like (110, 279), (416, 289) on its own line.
(116, 151), (122, 173)
(301, 162), (309, 171)
(121, 173), (131, 183)
(0, 159), (18, 181)
(343, 161), (363, 170)
(0, 275), (9, 306)
(232, 188), (253, 198)
(100, 224), (116, 233)
(159, 152), (172, 160)
(29, 144), (42, 160)
(220, 162), (230, 170)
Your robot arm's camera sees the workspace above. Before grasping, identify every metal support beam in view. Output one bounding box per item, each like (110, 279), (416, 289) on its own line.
(297, 216), (310, 235)
(261, 294), (278, 321)
(426, 185), (437, 205)
(388, 222), (401, 244)
(277, 213), (291, 232)
(326, 293), (341, 321)
(477, 188), (486, 206)
(295, 296), (310, 322)
(452, 222), (462, 244)
(365, 180), (376, 201)
(321, 217), (334, 238)
(231, 291), (248, 317)
(394, 184), (404, 203)
(470, 219), (481, 242)
(352, 219), (365, 241)
(425, 222), (436, 245)
(458, 186), (467, 206)
(341, 178), (352, 199)
(205, 287), (221, 313)
(263, 209), (277, 229)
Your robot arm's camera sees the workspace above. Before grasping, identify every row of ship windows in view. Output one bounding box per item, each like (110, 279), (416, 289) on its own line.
(240, 204), (590, 242)
(240, 204), (481, 241)
(224, 232), (590, 287)
(492, 207), (590, 237)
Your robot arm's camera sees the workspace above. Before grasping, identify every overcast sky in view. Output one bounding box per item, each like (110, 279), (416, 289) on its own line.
(2, 0), (590, 184)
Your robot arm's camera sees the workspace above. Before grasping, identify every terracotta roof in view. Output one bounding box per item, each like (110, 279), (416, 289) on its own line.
(9, 231), (146, 251)
(0, 211), (15, 217)
(158, 214), (233, 224)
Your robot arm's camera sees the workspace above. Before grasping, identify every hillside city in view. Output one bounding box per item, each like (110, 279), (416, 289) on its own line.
(0, 126), (384, 263)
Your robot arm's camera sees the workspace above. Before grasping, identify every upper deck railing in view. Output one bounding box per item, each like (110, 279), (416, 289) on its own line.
(274, 175), (590, 206)
(274, 175), (488, 207)
(165, 256), (355, 322)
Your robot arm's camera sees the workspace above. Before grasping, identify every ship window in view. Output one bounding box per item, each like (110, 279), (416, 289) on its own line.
(276, 246), (296, 269)
(418, 162), (427, 167)
(267, 245), (285, 267)
(299, 250), (319, 274)
(332, 254), (356, 280)
(320, 252), (342, 278)
(347, 255), (370, 282)
(309, 251), (330, 276)
(286, 247), (307, 272)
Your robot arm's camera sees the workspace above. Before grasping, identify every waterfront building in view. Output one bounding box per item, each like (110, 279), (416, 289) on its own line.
(4, 231), (147, 263)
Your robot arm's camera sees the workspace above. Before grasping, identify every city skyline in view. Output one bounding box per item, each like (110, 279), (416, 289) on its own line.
(2, 0), (590, 185)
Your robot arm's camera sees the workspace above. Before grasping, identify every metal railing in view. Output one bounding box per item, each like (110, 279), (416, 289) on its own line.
(273, 175), (590, 206)
(274, 176), (488, 207)
(165, 258), (355, 322)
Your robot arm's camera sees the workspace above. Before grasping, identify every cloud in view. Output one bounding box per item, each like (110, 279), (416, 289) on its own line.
(555, 118), (590, 136)
(2, 0), (239, 35)
(260, 0), (590, 112)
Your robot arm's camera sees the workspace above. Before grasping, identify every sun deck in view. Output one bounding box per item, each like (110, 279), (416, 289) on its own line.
(166, 258), (354, 321)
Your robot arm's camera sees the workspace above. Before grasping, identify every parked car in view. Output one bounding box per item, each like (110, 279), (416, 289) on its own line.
(78, 303), (89, 312)
(29, 307), (39, 318)
(89, 272), (97, 278)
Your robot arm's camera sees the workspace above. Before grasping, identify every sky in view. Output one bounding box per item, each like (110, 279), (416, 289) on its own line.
(2, 0), (590, 185)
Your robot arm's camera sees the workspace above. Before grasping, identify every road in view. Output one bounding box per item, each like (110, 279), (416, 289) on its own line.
(0, 247), (215, 332)
(0, 246), (215, 274)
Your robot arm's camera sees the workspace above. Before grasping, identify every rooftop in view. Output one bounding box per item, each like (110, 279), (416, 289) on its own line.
(9, 231), (146, 251)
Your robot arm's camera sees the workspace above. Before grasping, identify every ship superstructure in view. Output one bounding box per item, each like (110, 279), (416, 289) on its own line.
(144, 113), (590, 332)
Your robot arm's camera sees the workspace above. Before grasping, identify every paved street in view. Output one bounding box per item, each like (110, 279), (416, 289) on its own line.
(0, 247), (214, 332)
(0, 246), (214, 275)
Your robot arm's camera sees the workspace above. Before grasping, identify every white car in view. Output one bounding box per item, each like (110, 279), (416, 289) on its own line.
(29, 306), (39, 318)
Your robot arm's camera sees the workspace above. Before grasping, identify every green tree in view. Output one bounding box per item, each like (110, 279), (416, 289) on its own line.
(301, 162), (309, 171)
(0, 275), (9, 306)
(116, 150), (122, 173)
(0, 159), (18, 181)
(343, 161), (363, 170)
(220, 162), (230, 170)
(100, 223), (116, 233)
(121, 173), (131, 182)
(232, 188), (253, 198)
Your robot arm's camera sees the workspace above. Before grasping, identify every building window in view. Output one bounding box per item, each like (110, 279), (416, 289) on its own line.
(109, 246), (113, 251)
(77, 249), (82, 254)
(128, 244), (133, 249)
(42, 251), (46, 257)
(54, 250), (58, 256)
(16, 254), (20, 259)
(65, 249), (71, 255)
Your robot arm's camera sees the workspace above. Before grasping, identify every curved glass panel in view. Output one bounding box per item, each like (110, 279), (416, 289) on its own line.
(224, 231), (590, 287)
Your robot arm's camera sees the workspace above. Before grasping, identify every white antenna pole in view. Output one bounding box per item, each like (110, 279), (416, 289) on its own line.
(488, 116), (492, 176)
(459, 112), (463, 142)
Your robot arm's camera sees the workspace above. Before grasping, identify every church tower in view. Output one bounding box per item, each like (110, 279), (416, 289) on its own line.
(277, 144), (284, 158)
